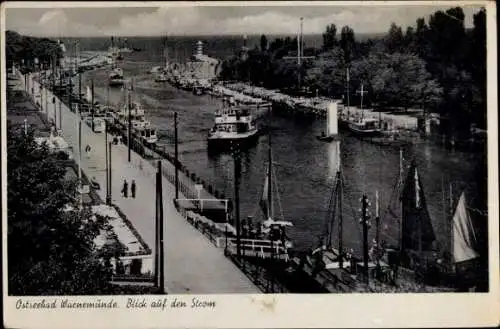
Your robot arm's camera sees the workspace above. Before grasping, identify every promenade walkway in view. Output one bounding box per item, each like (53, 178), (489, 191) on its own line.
(22, 72), (259, 294)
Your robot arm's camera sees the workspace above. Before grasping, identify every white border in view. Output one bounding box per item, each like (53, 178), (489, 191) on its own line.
(1, 1), (499, 328)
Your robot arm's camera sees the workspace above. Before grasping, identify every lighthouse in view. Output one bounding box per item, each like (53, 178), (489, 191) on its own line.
(240, 35), (249, 61)
(196, 41), (203, 56)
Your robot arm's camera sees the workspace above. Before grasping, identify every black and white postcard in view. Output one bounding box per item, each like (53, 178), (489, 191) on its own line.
(2, 1), (498, 328)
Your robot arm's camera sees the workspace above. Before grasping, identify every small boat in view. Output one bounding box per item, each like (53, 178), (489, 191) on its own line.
(348, 118), (382, 137)
(207, 98), (259, 152)
(92, 117), (105, 133)
(119, 86), (158, 146)
(109, 67), (124, 87)
(154, 71), (167, 82)
(317, 102), (340, 142)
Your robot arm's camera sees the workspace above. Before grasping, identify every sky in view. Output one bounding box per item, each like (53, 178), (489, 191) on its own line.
(4, 3), (483, 37)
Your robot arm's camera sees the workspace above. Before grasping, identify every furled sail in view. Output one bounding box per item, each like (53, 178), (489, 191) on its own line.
(259, 169), (270, 219)
(452, 192), (479, 264)
(400, 160), (436, 253)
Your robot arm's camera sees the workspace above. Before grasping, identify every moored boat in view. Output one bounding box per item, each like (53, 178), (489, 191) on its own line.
(207, 98), (259, 153)
(347, 117), (382, 137)
(109, 67), (125, 87)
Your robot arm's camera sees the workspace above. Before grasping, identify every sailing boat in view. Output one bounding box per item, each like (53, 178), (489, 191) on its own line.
(317, 102), (340, 142)
(155, 38), (168, 82)
(225, 110), (293, 261)
(398, 159), (437, 270)
(257, 116), (294, 239)
(450, 191), (483, 290)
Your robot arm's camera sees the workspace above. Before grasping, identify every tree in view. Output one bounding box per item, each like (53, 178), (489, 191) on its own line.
(427, 7), (466, 65)
(384, 23), (404, 53)
(322, 23), (338, 50)
(6, 31), (63, 70)
(351, 52), (442, 110)
(260, 34), (268, 52)
(7, 124), (116, 295)
(339, 25), (356, 64)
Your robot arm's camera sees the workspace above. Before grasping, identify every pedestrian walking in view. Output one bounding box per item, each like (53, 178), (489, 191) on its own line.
(131, 180), (136, 198)
(85, 144), (92, 159)
(122, 179), (128, 198)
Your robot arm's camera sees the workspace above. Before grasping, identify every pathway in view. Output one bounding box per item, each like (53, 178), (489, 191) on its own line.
(24, 72), (260, 294)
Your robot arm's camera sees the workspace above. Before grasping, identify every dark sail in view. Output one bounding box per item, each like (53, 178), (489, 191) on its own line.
(400, 160), (436, 253)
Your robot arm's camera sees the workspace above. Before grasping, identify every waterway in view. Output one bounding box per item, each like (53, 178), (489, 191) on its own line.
(76, 50), (487, 256)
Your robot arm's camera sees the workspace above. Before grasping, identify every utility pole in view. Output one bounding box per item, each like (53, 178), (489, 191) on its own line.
(156, 160), (165, 292)
(233, 143), (242, 259)
(68, 69), (73, 115)
(128, 83), (132, 162)
(91, 79), (95, 132)
(174, 112), (179, 200)
(52, 57), (57, 126)
(107, 141), (112, 205)
(375, 190), (380, 275)
(361, 194), (370, 284)
(59, 68), (63, 130)
(77, 104), (83, 210)
(105, 86), (110, 204)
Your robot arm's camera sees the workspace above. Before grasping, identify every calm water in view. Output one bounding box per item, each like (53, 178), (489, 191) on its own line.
(74, 40), (487, 255)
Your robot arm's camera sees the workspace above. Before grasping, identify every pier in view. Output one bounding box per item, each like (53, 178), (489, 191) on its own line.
(21, 70), (260, 294)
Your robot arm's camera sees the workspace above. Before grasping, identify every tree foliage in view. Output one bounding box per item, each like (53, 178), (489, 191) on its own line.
(7, 124), (117, 295)
(322, 23), (338, 50)
(218, 6), (487, 131)
(6, 30), (63, 70)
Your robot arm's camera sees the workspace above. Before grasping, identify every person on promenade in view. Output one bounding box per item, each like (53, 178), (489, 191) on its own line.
(131, 180), (136, 198)
(85, 144), (91, 158)
(122, 179), (128, 198)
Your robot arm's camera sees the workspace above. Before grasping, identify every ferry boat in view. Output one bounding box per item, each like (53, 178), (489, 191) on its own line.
(347, 117), (382, 137)
(116, 101), (158, 145)
(207, 99), (259, 152)
(109, 67), (125, 87)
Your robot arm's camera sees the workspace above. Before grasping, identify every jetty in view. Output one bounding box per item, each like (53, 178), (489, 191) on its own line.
(20, 69), (260, 294)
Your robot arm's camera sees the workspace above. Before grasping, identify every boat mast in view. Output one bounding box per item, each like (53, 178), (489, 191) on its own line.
(337, 141), (343, 268)
(399, 148), (403, 252)
(375, 190), (380, 271)
(449, 182), (454, 273)
(268, 106), (273, 219)
(346, 67), (350, 119)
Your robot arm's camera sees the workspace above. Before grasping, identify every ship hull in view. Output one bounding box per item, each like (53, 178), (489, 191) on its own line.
(347, 124), (382, 137)
(207, 130), (260, 153)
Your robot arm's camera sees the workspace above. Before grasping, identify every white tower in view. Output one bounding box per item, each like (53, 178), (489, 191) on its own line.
(196, 41), (203, 56)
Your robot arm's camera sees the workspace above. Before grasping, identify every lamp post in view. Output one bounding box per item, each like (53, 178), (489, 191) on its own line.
(174, 112), (179, 199)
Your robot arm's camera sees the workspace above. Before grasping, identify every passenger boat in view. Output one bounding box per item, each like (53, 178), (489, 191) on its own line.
(117, 87), (158, 145)
(109, 67), (125, 87)
(347, 117), (382, 137)
(207, 98), (259, 152)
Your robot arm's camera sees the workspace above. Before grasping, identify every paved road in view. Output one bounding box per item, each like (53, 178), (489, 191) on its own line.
(25, 73), (260, 294)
